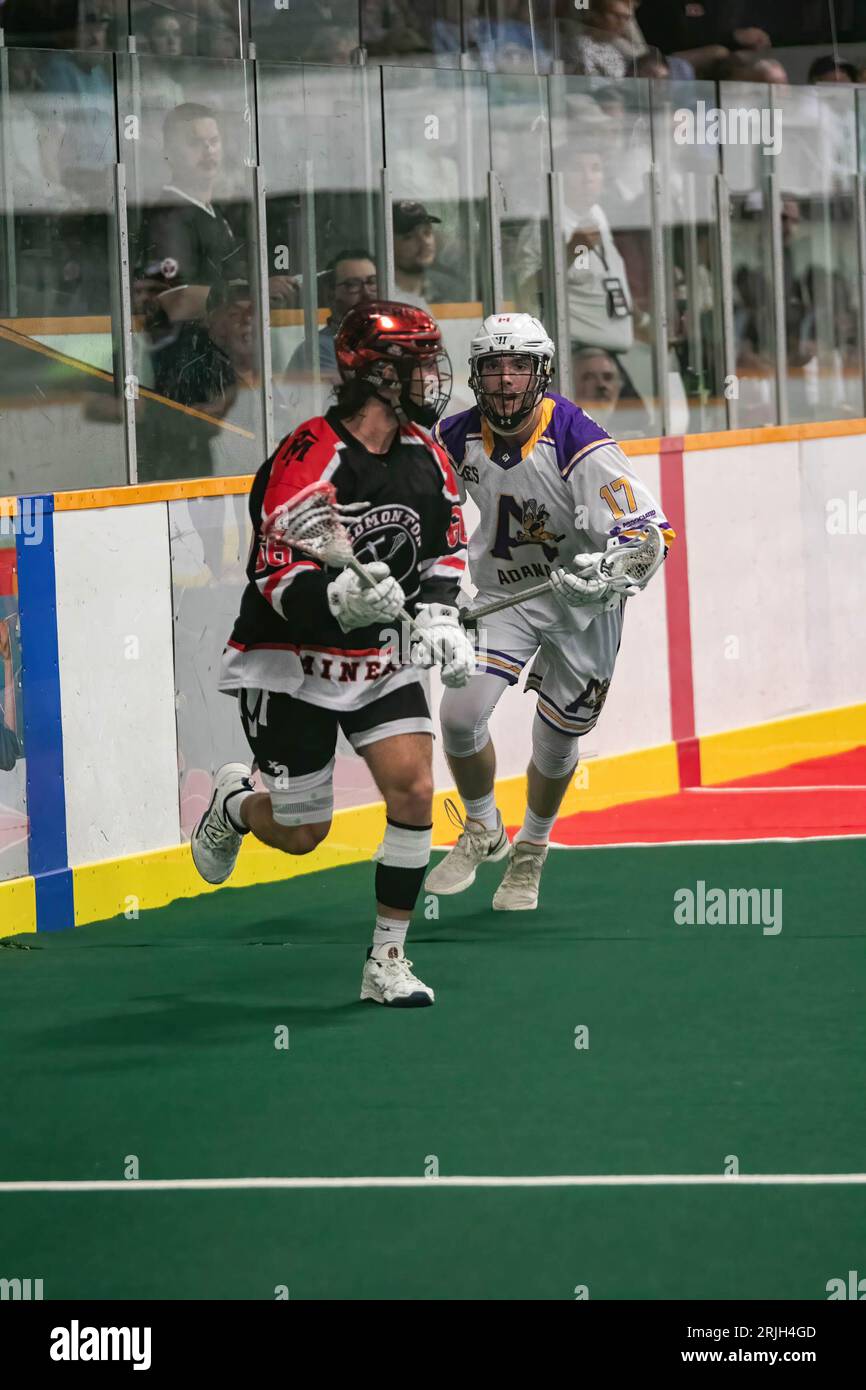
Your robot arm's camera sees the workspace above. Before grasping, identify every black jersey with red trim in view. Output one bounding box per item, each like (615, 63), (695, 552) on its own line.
(219, 406), (468, 709)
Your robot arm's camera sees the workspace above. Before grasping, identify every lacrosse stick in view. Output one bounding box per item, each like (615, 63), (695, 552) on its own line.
(262, 480), (425, 639)
(459, 523), (667, 628)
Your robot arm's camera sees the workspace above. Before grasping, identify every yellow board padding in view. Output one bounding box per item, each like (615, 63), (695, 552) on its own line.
(699, 701), (866, 786)
(72, 802), (389, 927)
(71, 742), (680, 926)
(54, 475), (253, 511)
(618, 416), (866, 458)
(0, 876), (37, 938)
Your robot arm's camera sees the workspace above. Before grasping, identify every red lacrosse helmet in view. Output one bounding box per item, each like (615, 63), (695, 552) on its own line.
(334, 299), (452, 427)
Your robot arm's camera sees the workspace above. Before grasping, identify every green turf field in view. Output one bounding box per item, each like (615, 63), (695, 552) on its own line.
(1, 840), (865, 1299)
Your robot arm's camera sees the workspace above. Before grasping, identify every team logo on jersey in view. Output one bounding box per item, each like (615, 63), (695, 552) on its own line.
(348, 504), (422, 594)
(514, 499), (566, 550)
(563, 678), (611, 725)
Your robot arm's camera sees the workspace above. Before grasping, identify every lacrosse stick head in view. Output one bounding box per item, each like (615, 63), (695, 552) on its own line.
(262, 481), (356, 568)
(600, 523), (666, 591)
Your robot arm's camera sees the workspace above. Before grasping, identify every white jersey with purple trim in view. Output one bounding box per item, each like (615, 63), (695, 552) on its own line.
(432, 392), (673, 632)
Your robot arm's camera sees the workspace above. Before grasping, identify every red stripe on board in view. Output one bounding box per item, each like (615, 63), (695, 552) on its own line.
(0, 548), (16, 597)
(676, 736), (702, 788)
(659, 437), (698, 782)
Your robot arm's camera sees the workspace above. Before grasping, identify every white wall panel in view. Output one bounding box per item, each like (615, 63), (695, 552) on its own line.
(54, 504), (180, 864)
(799, 434), (866, 712)
(686, 442), (810, 735)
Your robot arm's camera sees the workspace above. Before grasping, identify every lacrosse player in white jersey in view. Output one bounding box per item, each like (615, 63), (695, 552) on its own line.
(428, 312), (674, 910)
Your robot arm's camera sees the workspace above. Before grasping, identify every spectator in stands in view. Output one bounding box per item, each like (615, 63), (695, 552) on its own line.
(197, 0), (244, 58)
(571, 344), (650, 437)
(141, 10), (186, 58)
(134, 104), (293, 481)
(362, 1), (433, 60)
(808, 56), (858, 84)
(285, 249), (378, 379)
(74, 2), (112, 52)
(255, 0), (357, 62)
(135, 104), (247, 336)
(41, 8), (115, 206)
(561, 0), (632, 79)
(734, 197), (808, 374)
(393, 201), (443, 310)
(136, 8), (186, 109)
(5, 49), (81, 314)
(515, 150), (637, 369)
(136, 103), (295, 333)
(467, 0), (552, 74)
(636, 1), (771, 76)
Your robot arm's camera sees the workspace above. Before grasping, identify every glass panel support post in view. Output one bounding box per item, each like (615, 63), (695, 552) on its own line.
(113, 162), (139, 485)
(547, 169), (572, 401)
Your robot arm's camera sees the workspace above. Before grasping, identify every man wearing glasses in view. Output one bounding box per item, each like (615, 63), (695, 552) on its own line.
(285, 247), (378, 379)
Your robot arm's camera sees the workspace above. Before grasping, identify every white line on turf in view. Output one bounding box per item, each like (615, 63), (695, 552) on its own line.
(0, 1174), (865, 1192)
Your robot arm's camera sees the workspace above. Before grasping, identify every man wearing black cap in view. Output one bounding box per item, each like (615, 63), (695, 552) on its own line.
(392, 200), (442, 310)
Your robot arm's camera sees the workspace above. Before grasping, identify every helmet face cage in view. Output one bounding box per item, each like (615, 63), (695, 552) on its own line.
(394, 349), (452, 427)
(334, 300), (453, 426)
(469, 350), (552, 432)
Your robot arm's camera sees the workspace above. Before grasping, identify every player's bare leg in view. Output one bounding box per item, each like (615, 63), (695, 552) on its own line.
(240, 793), (330, 855)
(525, 759), (573, 829)
(190, 764), (332, 884)
(444, 740), (496, 800)
(358, 732), (436, 1005)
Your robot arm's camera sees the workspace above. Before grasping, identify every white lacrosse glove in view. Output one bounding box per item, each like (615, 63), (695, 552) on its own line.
(550, 550), (638, 613)
(327, 562), (406, 632)
(549, 558), (615, 611)
(410, 603), (476, 688)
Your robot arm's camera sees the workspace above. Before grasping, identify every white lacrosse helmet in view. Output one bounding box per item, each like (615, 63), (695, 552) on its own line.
(468, 312), (555, 433)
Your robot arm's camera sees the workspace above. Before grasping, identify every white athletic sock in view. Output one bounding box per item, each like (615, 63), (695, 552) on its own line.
(371, 913), (409, 958)
(515, 807), (556, 846)
(463, 791), (499, 832)
(224, 787), (253, 835)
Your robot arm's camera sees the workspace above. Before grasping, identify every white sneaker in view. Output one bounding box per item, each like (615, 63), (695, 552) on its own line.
(190, 762), (254, 885)
(492, 841), (549, 911)
(425, 799), (510, 895)
(360, 947), (434, 1007)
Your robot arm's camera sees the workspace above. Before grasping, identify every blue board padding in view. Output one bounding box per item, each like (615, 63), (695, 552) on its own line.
(16, 495), (72, 928)
(34, 867), (75, 932)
